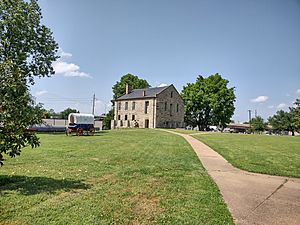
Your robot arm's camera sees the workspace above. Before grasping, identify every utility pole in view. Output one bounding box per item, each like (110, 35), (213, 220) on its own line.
(92, 94), (95, 115)
(255, 109), (257, 118)
(248, 110), (252, 123)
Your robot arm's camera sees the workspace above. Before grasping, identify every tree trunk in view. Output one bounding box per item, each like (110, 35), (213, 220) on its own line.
(292, 130), (295, 136)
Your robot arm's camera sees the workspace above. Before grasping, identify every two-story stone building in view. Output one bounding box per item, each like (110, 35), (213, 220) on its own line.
(111, 84), (184, 129)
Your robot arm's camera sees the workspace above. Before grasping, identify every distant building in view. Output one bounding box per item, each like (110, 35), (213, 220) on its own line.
(111, 84), (184, 129)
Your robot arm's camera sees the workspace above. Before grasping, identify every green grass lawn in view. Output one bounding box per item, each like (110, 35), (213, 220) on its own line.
(193, 133), (300, 178)
(168, 129), (204, 134)
(0, 129), (233, 225)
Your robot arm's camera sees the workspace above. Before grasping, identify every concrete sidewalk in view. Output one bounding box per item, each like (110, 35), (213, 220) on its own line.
(169, 131), (300, 225)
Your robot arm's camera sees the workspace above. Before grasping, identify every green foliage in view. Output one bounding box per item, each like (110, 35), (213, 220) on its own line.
(102, 109), (113, 129)
(268, 110), (295, 135)
(0, 0), (58, 165)
(250, 116), (266, 133)
(59, 108), (79, 119)
(112, 73), (150, 99)
(181, 74), (236, 130)
(290, 99), (300, 132)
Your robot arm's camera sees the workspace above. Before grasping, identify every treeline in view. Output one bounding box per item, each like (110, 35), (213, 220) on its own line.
(250, 99), (300, 135)
(41, 108), (79, 120)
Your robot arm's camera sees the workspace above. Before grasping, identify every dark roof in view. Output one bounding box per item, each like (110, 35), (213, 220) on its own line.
(116, 85), (170, 100)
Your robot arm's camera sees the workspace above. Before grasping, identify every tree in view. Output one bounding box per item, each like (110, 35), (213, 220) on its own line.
(181, 74), (236, 131)
(0, 0), (58, 166)
(102, 109), (113, 130)
(250, 116), (266, 133)
(42, 108), (55, 119)
(290, 99), (300, 133)
(112, 73), (150, 99)
(59, 108), (79, 119)
(268, 110), (295, 136)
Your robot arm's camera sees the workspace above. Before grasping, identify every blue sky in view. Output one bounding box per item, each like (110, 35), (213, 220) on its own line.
(31, 0), (300, 122)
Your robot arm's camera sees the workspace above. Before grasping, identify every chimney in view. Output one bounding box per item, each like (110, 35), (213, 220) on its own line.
(125, 83), (132, 95)
(143, 90), (146, 96)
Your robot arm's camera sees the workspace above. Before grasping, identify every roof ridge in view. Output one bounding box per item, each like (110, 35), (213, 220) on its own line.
(132, 85), (170, 91)
(115, 85), (173, 100)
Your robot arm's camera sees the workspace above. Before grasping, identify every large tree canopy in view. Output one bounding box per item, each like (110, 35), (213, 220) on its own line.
(181, 74), (235, 131)
(0, 0), (58, 165)
(268, 99), (299, 136)
(112, 73), (150, 99)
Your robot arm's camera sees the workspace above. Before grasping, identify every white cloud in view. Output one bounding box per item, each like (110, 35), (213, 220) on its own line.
(65, 71), (91, 78)
(53, 61), (79, 74)
(57, 48), (72, 59)
(296, 89), (300, 96)
(53, 49), (91, 78)
(157, 83), (168, 87)
(267, 105), (274, 109)
(35, 90), (48, 96)
(277, 103), (287, 109)
(251, 96), (269, 103)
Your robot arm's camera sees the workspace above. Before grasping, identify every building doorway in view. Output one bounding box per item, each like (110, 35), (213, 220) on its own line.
(145, 119), (149, 128)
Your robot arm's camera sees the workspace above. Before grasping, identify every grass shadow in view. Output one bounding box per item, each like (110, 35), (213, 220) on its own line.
(66, 130), (109, 137)
(0, 175), (91, 195)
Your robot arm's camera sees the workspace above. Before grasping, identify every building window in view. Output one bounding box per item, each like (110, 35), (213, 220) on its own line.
(125, 102), (128, 110)
(125, 115), (128, 120)
(145, 101), (149, 114)
(171, 91), (173, 98)
(164, 102), (167, 111)
(132, 115), (135, 120)
(132, 101), (136, 110)
(170, 103), (173, 116)
(118, 115), (121, 120)
(118, 102), (121, 110)
(177, 104), (179, 112)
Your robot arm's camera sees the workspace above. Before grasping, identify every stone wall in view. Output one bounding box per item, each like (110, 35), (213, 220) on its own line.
(111, 85), (184, 129)
(113, 98), (156, 128)
(155, 85), (184, 128)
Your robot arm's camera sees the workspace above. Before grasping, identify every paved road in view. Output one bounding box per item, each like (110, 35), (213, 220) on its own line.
(168, 131), (300, 225)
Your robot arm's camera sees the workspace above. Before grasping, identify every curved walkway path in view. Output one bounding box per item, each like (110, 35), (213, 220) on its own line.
(167, 131), (300, 225)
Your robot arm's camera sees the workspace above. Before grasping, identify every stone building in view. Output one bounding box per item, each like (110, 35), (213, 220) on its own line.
(111, 84), (184, 129)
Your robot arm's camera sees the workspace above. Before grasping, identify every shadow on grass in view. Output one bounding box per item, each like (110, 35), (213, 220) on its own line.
(37, 130), (109, 136)
(0, 175), (91, 195)
(66, 131), (110, 137)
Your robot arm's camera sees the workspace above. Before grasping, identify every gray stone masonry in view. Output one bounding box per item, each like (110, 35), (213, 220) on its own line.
(111, 85), (184, 129)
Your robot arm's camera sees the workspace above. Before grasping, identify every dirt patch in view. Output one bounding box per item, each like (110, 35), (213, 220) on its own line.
(129, 194), (163, 225)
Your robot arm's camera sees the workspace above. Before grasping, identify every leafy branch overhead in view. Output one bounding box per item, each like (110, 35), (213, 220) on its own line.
(0, 0), (58, 166)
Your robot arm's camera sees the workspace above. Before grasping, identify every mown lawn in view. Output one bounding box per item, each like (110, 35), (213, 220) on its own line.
(169, 129), (204, 134)
(0, 129), (233, 225)
(193, 133), (300, 178)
